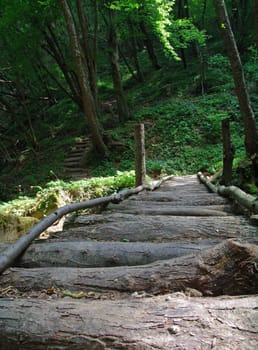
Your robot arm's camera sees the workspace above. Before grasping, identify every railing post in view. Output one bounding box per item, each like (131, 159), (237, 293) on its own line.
(134, 123), (146, 186)
(221, 118), (235, 186)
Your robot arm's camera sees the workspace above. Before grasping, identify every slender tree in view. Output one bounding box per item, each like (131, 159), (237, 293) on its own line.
(106, 8), (130, 123)
(58, 0), (107, 156)
(213, 0), (258, 176)
(76, 0), (98, 107)
(254, 0), (258, 51)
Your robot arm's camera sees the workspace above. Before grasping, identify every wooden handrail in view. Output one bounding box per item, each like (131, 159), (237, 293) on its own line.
(198, 172), (258, 215)
(0, 176), (173, 275)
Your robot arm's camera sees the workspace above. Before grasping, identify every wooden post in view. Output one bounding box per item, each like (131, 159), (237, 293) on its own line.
(134, 123), (146, 186)
(221, 118), (235, 186)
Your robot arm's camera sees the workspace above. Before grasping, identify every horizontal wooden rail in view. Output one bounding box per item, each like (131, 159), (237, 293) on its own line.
(0, 176), (173, 275)
(198, 172), (258, 214)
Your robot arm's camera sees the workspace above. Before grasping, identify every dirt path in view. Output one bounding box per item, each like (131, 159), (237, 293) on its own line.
(0, 175), (257, 349)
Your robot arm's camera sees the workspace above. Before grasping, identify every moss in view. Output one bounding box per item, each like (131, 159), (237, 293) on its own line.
(0, 212), (38, 243)
(18, 216), (39, 232)
(30, 191), (64, 219)
(0, 212), (19, 232)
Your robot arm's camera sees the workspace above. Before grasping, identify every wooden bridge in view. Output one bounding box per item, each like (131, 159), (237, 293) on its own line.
(0, 175), (257, 349)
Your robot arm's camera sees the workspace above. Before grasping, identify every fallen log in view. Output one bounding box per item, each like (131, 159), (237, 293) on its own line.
(0, 240), (216, 268)
(58, 214), (257, 242)
(1, 240), (257, 296)
(0, 294), (257, 350)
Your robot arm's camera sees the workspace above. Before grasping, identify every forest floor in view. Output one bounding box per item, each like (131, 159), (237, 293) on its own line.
(0, 175), (257, 349)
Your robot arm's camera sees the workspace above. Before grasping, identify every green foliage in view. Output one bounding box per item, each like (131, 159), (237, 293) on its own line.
(206, 54), (233, 92)
(108, 0), (205, 59)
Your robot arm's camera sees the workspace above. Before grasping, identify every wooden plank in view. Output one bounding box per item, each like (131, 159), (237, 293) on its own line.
(0, 240), (216, 268)
(0, 295), (257, 350)
(1, 241), (257, 296)
(59, 214), (257, 242)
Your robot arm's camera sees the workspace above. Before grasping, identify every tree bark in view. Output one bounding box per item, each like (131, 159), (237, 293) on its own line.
(1, 240), (257, 296)
(58, 0), (107, 156)
(213, 0), (258, 162)
(0, 240), (216, 268)
(0, 295), (257, 350)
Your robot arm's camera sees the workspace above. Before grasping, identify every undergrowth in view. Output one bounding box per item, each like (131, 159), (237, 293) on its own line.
(0, 51), (257, 215)
(0, 171), (136, 217)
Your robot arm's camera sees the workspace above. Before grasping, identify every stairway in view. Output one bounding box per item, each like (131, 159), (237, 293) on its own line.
(63, 138), (91, 180)
(0, 175), (257, 349)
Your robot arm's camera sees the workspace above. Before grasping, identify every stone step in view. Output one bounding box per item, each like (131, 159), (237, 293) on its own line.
(64, 167), (86, 172)
(62, 137), (91, 179)
(68, 148), (86, 157)
(64, 158), (83, 165)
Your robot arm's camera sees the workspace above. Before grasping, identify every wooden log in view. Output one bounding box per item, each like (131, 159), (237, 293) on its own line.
(0, 294), (257, 350)
(58, 214), (257, 242)
(107, 202), (232, 216)
(197, 172), (218, 193)
(158, 181), (210, 193)
(0, 240), (216, 268)
(1, 240), (257, 296)
(219, 185), (258, 213)
(129, 192), (229, 205)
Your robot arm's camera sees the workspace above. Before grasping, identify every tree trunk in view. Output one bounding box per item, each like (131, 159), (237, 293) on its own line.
(221, 118), (235, 185)
(254, 0), (258, 51)
(1, 240), (257, 295)
(139, 21), (161, 70)
(76, 0), (98, 107)
(107, 10), (130, 123)
(44, 24), (82, 108)
(0, 295), (257, 350)
(128, 19), (144, 82)
(58, 0), (107, 156)
(213, 0), (258, 162)
(0, 240), (216, 268)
